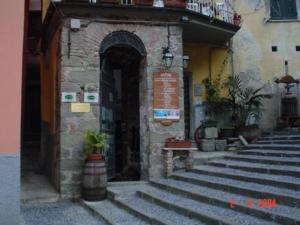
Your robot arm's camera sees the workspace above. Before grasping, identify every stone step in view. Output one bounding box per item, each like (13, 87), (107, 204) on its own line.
(149, 178), (300, 225)
(171, 172), (300, 207)
(192, 165), (300, 190)
(207, 159), (300, 178)
(223, 154), (300, 166)
(259, 135), (300, 141)
(257, 140), (300, 144)
(82, 200), (150, 225)
(244, 144), (300, 151)
(112, 195), (204, 225)
(238, 149), (300, 158)
(137, 187), (280, 225)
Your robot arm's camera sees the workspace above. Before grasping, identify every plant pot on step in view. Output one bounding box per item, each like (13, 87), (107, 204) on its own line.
(164, 0), (186, 8)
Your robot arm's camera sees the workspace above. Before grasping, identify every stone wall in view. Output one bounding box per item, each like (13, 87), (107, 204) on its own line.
(59, 19), (184, 198)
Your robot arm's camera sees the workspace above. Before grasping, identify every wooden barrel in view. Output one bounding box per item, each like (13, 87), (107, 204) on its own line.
(82, 154), (107, 201)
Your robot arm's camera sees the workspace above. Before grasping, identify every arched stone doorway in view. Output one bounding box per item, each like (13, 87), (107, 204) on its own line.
(99, 31), (146, 181)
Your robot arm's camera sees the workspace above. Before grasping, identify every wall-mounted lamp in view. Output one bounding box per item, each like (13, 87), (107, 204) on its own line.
(162, 47), (174, 69)
(183, 55), (190, 69)
(162, 25), (174, 70)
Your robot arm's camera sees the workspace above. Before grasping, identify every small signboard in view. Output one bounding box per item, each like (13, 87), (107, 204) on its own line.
(71, 103), (90, 113)
(62, 92), (76, 102)
(84, 92), (99, 103)
(153, 71), (180, 125)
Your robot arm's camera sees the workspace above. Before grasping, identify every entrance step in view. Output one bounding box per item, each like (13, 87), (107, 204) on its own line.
(223, 154), (300, 166)
(207, 159), (300, 178)
(137, 187), (278, 225)
(259, 135), (300, 141)
(82, 199), (150, 225)
(244, 144), (300, 151)
(257, 140), (300, 144)
(191, 165), (300, 190)
(238, 149), (300, 158)
(171, 172), (300, 207)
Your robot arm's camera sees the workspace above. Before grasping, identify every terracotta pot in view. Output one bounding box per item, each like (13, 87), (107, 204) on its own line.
(98, 0), (119, 4)
(86, 153), (103, 161)
(164, 0), (186, 8)
(165, 140), (192, 148)
(134, 0), (153, 6)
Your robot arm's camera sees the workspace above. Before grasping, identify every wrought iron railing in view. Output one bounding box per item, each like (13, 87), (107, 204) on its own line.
(186, 0), (235, 24)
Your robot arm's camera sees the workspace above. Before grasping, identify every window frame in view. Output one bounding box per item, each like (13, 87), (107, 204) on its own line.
(270, 0), (298, 20)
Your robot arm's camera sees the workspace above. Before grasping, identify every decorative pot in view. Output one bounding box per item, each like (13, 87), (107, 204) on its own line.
(82, 154), (107, 201)
(134, 0), (153, 6)
(164, 0), (186, 8)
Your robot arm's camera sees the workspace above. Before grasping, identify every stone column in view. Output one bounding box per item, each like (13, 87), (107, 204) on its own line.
(163, 150), (173, 177)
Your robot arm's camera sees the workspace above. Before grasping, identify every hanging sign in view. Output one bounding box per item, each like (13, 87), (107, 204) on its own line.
(153, 71), (180, 124)
(62, 92), (77, 102)
(84, 92), (99, 103)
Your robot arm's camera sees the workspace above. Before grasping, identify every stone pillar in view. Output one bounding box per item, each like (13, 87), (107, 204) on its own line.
(163, 150), (173, 177)
(185, 151), (194, 171)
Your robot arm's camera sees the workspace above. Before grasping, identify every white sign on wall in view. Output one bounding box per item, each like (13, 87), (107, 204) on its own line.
(84, 92), (99, 103)
(62, 92), (77, 102)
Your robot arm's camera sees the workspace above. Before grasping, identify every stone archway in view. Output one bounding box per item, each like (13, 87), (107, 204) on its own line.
(100, 30), (147, 57)
(99, 31), (147, 180)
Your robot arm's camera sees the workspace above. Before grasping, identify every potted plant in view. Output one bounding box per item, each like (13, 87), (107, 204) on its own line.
(233, 12), (242, 26)
(164, 0), (186, 8)
(134, 0), (153, 6)
(223, 75), (272, 142)
(81, 130), (109, 201)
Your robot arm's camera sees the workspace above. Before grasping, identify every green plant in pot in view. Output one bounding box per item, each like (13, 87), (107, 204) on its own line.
(223, 75), (272, 141)
(81, 130), (108, 160)
(81, 130), (109, 201)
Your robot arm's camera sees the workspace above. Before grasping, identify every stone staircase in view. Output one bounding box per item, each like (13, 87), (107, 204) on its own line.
(82, 130), (300, 225)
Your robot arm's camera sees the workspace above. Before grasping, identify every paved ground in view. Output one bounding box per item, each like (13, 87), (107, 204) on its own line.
(21, 201), (106, 225)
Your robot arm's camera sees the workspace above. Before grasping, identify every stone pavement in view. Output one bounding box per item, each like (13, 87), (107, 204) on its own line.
(21, 201), (106, 225)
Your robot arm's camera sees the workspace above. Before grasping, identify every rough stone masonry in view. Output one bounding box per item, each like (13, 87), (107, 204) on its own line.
(59, 19), (185, 198)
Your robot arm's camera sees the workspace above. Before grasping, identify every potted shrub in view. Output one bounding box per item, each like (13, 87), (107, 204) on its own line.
(223, 75), (271, 142)
(81, 130), (109, 201)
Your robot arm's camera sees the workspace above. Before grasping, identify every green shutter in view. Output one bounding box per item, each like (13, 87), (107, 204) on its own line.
(271, 0), (297, 19)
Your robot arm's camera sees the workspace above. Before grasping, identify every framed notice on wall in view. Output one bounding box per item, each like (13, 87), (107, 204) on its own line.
(153, 71), (180, 124)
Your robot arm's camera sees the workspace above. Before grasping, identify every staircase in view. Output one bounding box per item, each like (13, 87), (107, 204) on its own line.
(82, 130), (300, 225)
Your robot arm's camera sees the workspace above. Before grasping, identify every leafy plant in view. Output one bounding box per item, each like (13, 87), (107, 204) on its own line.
(223, 75), (272, 127)
(81, 130), (109, 157)
(202, 75), (225, 120)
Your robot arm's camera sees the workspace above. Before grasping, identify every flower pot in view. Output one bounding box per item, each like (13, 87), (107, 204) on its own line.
(134, 0), (153, 6)
(165, 139), (192, 148)
(237, 125), (261, 143)
(82, 154), (107, 201)
(164, 0), (186, 8)
(98, 0), (119, 4)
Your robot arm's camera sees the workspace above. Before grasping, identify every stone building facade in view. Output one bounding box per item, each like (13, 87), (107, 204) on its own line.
(39, 1), (239, 198)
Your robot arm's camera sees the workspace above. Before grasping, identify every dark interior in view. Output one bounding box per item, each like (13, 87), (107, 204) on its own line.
(101, 45), (141, 181)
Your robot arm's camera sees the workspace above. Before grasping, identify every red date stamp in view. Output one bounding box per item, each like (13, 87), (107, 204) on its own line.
(229, 197), (277, 209)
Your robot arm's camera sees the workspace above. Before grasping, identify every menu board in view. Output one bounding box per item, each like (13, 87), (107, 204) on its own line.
(153, 71), (179, 121)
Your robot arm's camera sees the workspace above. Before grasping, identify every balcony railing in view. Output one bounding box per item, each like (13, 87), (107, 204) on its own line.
(186, 0), (235, 24)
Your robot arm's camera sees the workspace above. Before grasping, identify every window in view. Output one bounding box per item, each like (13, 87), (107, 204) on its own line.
(270, 0), (298, 19)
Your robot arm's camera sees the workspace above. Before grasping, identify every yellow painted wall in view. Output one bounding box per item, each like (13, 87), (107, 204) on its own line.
(232, 0), (300, 129)
(42, 0), (50, 20)
(184, 43), (230, 102)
